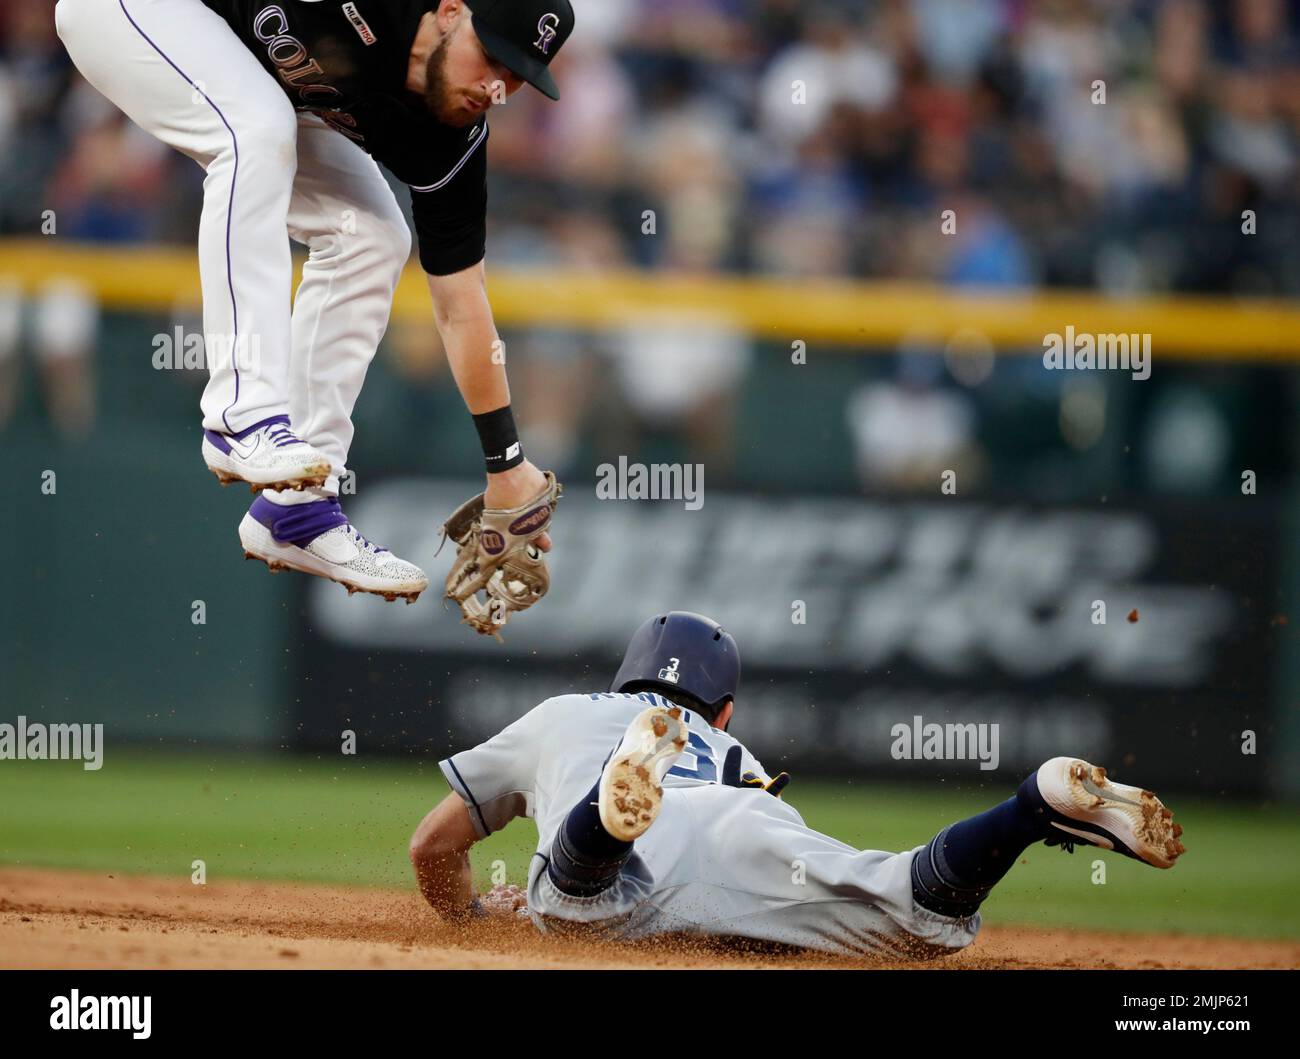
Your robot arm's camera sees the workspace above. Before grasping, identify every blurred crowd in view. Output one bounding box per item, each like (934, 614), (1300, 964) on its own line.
(4, 0), (1298, 290)
(0, 0), (1296, 494)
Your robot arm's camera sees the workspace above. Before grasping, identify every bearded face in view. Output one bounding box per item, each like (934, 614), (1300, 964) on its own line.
(420, 19), (505, 127)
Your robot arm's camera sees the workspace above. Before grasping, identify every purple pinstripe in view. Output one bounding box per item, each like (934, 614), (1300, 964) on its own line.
(117, 0), (243, 434)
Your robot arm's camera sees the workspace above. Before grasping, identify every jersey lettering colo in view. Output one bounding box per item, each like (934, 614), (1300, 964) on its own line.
(200, 0), (487, 276)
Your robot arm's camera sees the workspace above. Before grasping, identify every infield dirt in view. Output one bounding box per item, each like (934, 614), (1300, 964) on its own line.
(2, 867), (1295, 970)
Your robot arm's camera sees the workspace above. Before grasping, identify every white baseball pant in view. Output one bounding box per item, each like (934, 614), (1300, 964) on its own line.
(55, 0), (411, 495)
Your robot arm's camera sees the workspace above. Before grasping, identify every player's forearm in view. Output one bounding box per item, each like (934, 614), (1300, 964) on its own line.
(412, 848), (476, 919)
(426, 264), (510, 415)
(409, 793), (482, 919)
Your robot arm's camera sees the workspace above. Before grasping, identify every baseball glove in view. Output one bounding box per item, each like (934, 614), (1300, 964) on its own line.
(441, 471), (562, 639)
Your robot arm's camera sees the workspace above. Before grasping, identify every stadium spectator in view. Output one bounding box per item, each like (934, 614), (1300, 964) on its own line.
(2, 0), (1295, 292)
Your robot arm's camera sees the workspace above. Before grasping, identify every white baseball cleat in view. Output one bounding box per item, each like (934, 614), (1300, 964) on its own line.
(598, 704), (688, 843)
(202, 415), (331, 492)
(239, 495), (429, 603)
(1021, 757), (1186, 869)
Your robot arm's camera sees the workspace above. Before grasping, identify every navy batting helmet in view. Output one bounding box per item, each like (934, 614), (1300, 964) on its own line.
(610, 612), (740, 709)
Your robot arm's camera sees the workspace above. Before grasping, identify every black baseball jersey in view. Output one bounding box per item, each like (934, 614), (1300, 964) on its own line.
(200, 0), (486, 276)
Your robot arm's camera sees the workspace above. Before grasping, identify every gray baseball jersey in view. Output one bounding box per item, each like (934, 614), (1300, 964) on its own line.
(439, 691), (979, 958)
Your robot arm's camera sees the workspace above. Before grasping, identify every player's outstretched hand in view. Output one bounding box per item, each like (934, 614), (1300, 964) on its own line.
(477, 884), (529, 918)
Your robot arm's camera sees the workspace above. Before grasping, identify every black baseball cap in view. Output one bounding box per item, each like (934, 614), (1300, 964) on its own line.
(465, 0), (575, 101)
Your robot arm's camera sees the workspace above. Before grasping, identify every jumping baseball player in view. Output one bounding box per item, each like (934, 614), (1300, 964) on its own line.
(410, 611), (1186, 958)
(54, 0), (567, 626)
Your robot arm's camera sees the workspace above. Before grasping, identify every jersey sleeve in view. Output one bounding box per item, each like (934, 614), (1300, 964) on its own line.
(407, 122), (489, 276)
(740, 745), (772, 783)
(439, 699), (546, 838)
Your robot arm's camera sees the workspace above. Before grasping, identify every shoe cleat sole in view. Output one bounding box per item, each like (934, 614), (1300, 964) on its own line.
(598, 706), (688, 843)
(1038, 757), (1186, 869)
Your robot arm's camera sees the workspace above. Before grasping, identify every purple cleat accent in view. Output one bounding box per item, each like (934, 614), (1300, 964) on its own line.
(207, 414), (305, 449)
(238, 495), (421, 601)
(201, 414), (331, 493)
(249, 495), (350, 548)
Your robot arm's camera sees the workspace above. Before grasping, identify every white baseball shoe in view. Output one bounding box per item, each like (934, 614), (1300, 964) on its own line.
(239, 495), (429, 603)
(1020, 757), (1186, 869)
(598, 704), (689, 842)
(202, 415), (331, 492)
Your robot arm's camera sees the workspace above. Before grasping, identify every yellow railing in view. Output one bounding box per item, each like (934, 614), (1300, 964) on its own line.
(2, 239), (1298, 360)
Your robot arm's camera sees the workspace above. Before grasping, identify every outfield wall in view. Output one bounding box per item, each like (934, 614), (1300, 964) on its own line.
(1, 248), (1296, 797)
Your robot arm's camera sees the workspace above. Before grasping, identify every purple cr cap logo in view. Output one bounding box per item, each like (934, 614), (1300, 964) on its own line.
(534, 13), (560, 54)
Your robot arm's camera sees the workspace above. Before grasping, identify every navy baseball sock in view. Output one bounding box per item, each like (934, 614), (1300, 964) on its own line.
(911, 794), (1044, 918)
(546, 780), (633, 898)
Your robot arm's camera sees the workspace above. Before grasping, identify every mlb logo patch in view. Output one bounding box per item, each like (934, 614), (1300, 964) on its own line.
(342, 3), (377, 45)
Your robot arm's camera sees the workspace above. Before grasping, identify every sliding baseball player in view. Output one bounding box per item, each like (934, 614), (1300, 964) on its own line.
(55, 0), (567, 628)
(410, 612), (1185, 957)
